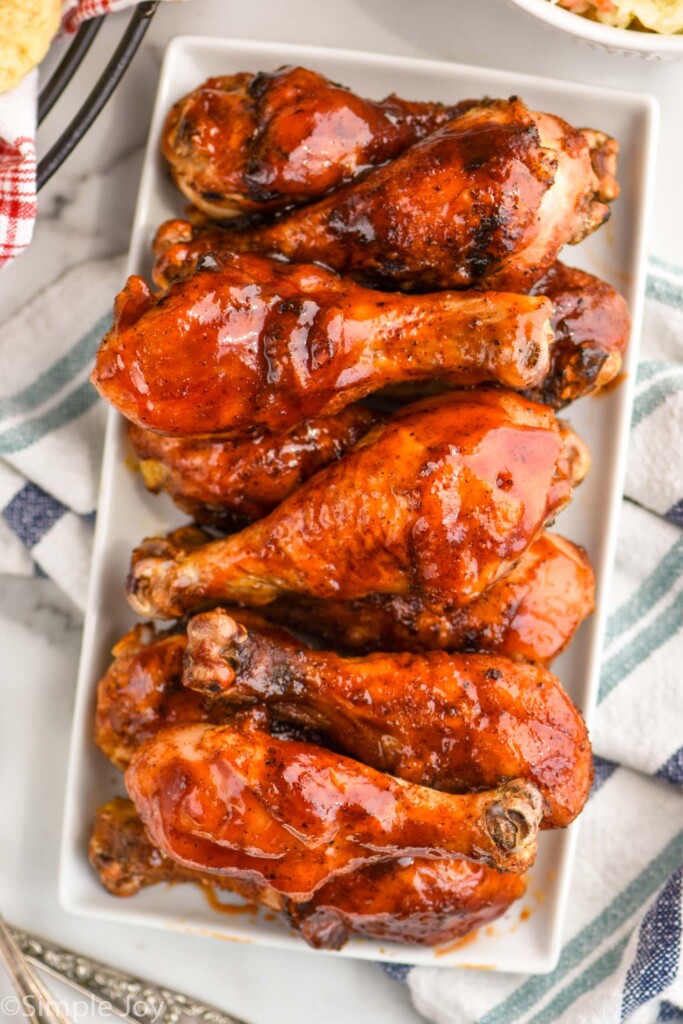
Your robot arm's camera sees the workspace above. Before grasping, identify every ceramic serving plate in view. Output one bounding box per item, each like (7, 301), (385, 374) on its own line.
(59, 36), (658, 973)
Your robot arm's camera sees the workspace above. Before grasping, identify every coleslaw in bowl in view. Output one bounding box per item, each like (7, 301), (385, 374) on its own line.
(507, 0), (683, 56)
(552, 0), (683, 34)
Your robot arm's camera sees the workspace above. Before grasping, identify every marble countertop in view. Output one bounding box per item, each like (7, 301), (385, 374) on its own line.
(1, 2), (682, 1021)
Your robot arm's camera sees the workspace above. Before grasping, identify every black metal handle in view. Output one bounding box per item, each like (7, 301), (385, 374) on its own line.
(37, 2), (159, 192)
(38, 17), (105, 125)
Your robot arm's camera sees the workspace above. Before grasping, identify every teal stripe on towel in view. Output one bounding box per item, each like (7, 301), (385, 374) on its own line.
(478, 829), (683, 1024)
(526, 936), (630, 1024)
(604, 536), (683, 648)
(0, 381), (99, 454)
(0, 314), (109, 424)
(649, 254), (683, 279)
(632, 373), (683, 428)
(636, 360), (673, 387)
(646, 275), (683, 311)
(599, 589), (683, 704)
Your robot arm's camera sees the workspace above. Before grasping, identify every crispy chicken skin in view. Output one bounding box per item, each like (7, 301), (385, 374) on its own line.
(185, 610), (592, 828)
(92, 251), (553, 437)
(162, 66), (467, 219)
(127, 406), (381, 530)
(125, 720), (544, 896)
(266, 533), (595, 663)
(203, 98), (618, 292)
(152, 218), (238, 288)
(126, 391), (587, 620)
(95, 611), (303, 770)
(524, 261), (630, 408)
(90, 798), (525, 949)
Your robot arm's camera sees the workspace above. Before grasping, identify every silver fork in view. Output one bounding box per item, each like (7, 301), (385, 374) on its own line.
(0, 912), (74, 1024)
(9, 924), (248, 1024)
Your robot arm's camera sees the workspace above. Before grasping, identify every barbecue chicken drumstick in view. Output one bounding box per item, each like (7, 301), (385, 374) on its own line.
(96, 604), (591, 826)
(92, 250), (553, 437)
(162, 66), (466, 219)
(90, 797), (278, 903)
(206, 98), (618, 292)
(127, 405), (380, 530)
(286, 856), (526, 950)
(379, 261), (630, 410)
(90, 798), (526, 949)
(95, 609), (302, 770)
(266, 532), (594, 662)
(125, 720), (544, 897)
(127, 390), (588, 619)
(524, 261), (630, 409)
(98, 535), (592, 770)
(185, 609), (592, 829)
(153, 224), (630, 409)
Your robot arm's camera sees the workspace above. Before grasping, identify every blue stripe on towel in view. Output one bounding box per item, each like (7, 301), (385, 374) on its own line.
(3, 482), (66, 549)
(621, 867), (683, 1019)
(656, 748), (683, 787)
(657, 1000), (683, 1021)
(592, 756), (619, 796)
(478, 829), (683, 1024)
(666, 500), (683, 530)
(379, 963), (411, 982)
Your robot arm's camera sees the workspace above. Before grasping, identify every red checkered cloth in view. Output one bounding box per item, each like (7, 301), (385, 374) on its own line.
(0, 0), (165, 271)
(0, 72), (38, 268)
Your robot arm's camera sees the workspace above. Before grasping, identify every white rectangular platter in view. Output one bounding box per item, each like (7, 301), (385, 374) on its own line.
(59, 36), (658, 974)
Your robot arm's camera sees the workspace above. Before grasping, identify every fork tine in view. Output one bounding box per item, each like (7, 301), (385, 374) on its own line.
(0, 912), (74, 1024)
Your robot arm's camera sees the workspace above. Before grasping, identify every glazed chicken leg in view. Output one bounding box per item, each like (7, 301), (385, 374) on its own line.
(126, 721), (543, 897)
(90, 798), (526, 949)
(127, 405), (381, 530)
(127, 390), (588, 619)
(90, 797), (278, 903)
(286, 856), (526, 950)
(162, 66), (467, 219)
(524, 261), (630, 409)
(214, 97), (618, 292)
(97, 535), (592, 769)
(265, 532), (595, 662)
(184, 609), (592, 829)
(92, 250), (553, 437)
(95, 609), (303, 770)
(153, 224), (630, 411)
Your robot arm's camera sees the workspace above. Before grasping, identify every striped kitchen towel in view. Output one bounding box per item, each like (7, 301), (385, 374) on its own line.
(0, 255), (682, 1023)
(0, 255), (122, 608)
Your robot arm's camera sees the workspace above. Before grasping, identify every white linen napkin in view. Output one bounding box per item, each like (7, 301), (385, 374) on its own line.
(0, 254), (681, 1023)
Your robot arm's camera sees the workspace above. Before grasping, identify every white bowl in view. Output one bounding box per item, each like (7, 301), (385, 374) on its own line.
(506, 0), (683, 58)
